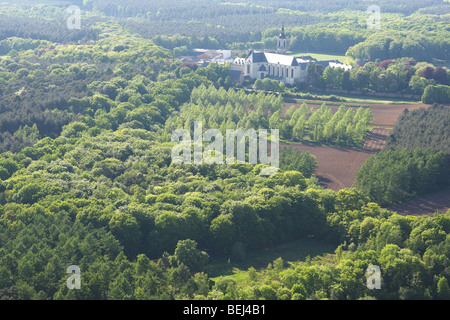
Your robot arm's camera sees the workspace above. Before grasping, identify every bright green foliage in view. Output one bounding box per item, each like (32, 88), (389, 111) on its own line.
(170, 239), (209, 272)
(0, 1), (448, 302)
(206, 206), (450, 300)
(356, 149), (450, 206)
(422, 85), (450, 104)
(386, 104), (450, 154)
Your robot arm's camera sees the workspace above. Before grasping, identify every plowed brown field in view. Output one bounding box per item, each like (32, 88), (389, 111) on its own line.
(281, 100), (432, 191)
(386, 189), (450, 216)
(280, 141), (373, 191)
(281, 99), (450, 216)
(363, 128), (391, 152)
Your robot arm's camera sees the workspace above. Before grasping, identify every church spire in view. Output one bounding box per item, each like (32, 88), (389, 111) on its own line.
(277, 24), (288, 54)
(279, 24), (286, 39)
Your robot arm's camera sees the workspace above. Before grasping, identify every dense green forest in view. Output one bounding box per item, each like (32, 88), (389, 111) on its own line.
(0, 1), (449, 302)
(355, 148), (450, 206)
(316, 59), (448, 95)
(386, 105), (450, 154)
(55, 0), (448, 66)
(204, 199), (450, 300)
(2, 0), (449, 64)
(1, 0), (449, 102)
(355, 104), (450, 206)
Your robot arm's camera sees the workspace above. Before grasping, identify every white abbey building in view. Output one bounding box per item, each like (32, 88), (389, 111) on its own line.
(235, 26), (352, 85)
(243, 50), (309, 85)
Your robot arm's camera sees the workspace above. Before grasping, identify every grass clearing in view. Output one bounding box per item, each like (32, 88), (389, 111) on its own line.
(205, 237), (338, 278)
(289, 94), (422, 105)
(286, 51), (347, 62)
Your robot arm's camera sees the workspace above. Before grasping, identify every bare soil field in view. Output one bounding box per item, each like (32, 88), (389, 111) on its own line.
(280, 141), (373, 191)
(281, 99), (448, 216)
(363, 128), (392, 152)
(365, 103), (430, 127)
(386, 189), (450, 216)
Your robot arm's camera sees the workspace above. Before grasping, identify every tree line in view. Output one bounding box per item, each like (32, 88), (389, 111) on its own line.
(301, 58), (449, 98)
(355, 148), (450, 206)
(279, 102), (372, 146)
(385, 104), (450, 154)
(95, 0), (450, 65)
(165, 84), (372, 148)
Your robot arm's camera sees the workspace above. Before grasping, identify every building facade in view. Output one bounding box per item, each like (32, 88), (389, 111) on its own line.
(243, 51), (308, 85)
(241, 26), (353, 85)
(276, 25), (288, 54)
(242, 26), (308, 85)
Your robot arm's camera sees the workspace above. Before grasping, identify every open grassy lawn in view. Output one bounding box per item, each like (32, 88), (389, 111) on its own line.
(205, 237), (338, 278)
(286, 51), (348, 62)
(322, 95), (423, 105)
(286, 94), (423, 105)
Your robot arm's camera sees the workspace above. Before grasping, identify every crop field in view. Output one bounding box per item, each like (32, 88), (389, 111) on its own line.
(363, 128), (391, 152)
(282, 99), (450, 216)
(280, 141), (373, 191)
(364, 103), (431, 127)
(387, 189), (450, 216)
(281, 100), (432, 191)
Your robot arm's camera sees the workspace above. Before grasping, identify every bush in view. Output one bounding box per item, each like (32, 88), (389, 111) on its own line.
(421, 84), (450, 104)
(171, 239), (209, 272)
(155, 192), (178, 205)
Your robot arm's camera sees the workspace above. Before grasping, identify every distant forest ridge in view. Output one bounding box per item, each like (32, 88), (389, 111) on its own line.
(1, 1), (449, 64)
(90, 0), (447, 16)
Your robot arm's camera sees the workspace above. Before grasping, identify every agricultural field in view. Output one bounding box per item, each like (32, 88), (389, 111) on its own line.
(387, 189), (450, 216)
(281, 99), (433, 192)
(363, 128), (391, 152)
(364, 103), (432, 127)
(0, 0), (449, 305)
(281, 98), (450, 217)
(280, 141), (373, 191)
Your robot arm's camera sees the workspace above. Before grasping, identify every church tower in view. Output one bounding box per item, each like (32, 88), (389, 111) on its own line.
(276, 25), (288, 54)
